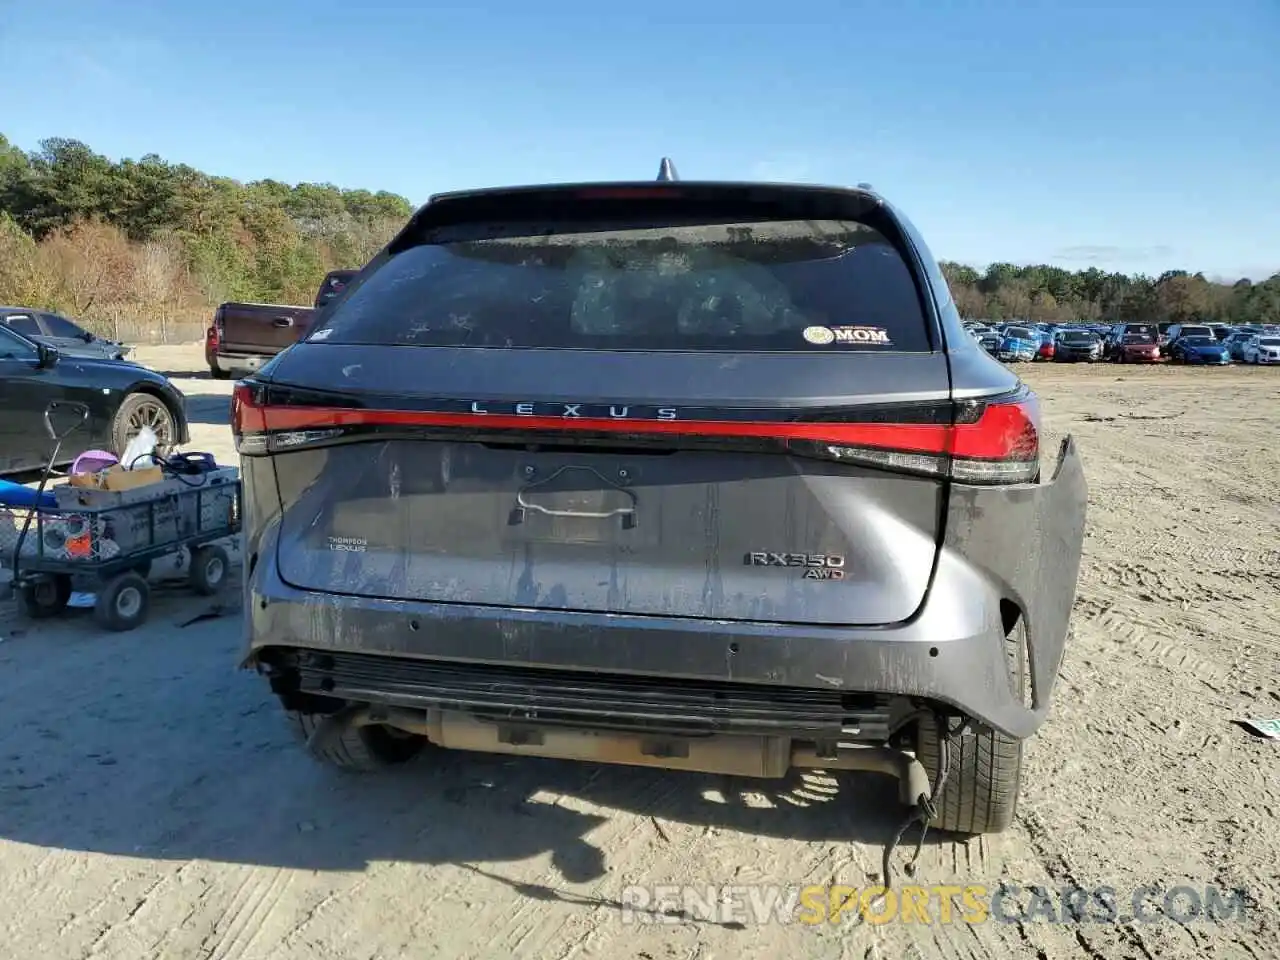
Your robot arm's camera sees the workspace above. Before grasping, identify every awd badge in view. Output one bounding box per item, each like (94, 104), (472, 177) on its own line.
(745, 552), (846, 580)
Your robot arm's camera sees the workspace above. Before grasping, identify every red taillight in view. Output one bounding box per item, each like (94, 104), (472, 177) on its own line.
(795, 396), (1039, 484)
(206, 325), (219, 350)
(231, 383), (268, 454)
(233, 388), (1040, 485)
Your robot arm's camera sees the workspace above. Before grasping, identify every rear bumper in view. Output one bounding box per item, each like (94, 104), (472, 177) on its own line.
(242, 438), (1088, 741)
(215, 351), (276, 375)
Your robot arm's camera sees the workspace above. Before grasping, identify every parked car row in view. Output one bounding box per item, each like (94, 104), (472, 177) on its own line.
(963, 319), (1280, 366)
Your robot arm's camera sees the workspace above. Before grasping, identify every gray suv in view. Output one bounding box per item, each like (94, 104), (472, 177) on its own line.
(233, 170), (1087, 840)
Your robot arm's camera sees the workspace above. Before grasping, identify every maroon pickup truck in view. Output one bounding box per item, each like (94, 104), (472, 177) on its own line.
(205, 270), (364, 379)
(205, 301), (315, 379)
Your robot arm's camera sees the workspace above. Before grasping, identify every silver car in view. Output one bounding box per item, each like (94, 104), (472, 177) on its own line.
(1242, 334), (1280, 364)
(233, 169), (1088, 842)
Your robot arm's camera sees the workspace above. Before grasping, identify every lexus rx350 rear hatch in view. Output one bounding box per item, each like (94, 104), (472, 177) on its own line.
(235, 184), (1037, 627)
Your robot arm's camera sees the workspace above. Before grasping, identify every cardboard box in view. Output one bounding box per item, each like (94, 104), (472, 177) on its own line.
(69, 465), (165, 492)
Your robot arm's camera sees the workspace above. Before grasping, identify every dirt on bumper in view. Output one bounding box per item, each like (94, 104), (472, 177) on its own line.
(243, 438), (1087, 741)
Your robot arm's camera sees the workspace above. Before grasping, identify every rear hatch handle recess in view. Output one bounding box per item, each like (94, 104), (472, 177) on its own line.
(510, 465), (638, 530)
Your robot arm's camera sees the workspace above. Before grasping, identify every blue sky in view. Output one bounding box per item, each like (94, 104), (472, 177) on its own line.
(2, 0), (1277, 280)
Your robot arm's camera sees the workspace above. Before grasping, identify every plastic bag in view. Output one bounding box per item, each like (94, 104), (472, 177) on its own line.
(121, 426), (160, 470)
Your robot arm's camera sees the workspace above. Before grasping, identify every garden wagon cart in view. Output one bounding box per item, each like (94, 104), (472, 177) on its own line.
(2, 400), (242, 631)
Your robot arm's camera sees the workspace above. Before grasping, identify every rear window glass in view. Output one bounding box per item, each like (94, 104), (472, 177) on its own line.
(1122, 324), (1156, 336)
(311, 219), (931, 352)
(40, 313), (85, 338)
(1259, 338), (1280, 346)
(1178, 327), (1213, 338)
(0, 313), (40, 335)
(1123, 334), (1154, 344)
(1004, 327), (1034, 339)
(1061, 332), (1094, 343)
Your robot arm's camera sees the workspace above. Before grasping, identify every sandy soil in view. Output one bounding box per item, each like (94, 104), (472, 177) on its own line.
(1, 345), (1276, 960)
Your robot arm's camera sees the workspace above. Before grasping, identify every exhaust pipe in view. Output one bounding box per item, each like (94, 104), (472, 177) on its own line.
(315, 706), (932, 807)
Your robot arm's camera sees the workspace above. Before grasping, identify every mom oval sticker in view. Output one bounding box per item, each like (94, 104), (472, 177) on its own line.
(804, 325), (893, 346)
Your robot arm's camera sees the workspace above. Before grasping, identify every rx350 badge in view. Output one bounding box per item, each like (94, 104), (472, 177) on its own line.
(745, 551), (846, 580)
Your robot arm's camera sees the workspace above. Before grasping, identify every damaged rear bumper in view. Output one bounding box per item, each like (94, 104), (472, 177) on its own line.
(243, 437), (1087, 742)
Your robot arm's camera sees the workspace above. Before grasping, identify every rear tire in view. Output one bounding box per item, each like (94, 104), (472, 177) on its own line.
(288, 710), (425, 772)
(915, 621), (1026, 835)
(210, 363), (231, 380)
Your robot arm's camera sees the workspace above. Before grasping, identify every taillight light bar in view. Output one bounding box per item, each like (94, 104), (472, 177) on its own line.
(231, 384), (1040, 485)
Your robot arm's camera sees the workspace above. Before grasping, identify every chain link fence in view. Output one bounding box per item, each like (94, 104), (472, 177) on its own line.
(85, 309), (209, 346)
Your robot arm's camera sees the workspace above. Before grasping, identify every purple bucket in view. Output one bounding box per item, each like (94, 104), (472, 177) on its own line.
(71, 450), (119, 475)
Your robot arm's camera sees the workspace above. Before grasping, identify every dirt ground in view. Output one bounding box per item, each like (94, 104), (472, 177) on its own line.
(1, 344), (1277, 960)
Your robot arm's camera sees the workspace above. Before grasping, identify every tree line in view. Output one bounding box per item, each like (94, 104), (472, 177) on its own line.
(0, 133), (1277, 342)
(938, 262), (1278, 328)
(0, 134), (412, 340)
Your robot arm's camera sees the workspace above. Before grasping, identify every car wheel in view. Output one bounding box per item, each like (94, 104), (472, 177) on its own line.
(210, 363), (231, 380)
(288, 710), (425, 771)
(915, 620), (1026, 835)
(93, 572), (151, 632)
(112, 392), (177, 462)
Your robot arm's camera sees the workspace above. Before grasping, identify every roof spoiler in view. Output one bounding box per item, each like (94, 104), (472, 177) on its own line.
(387, 180), (885, 255)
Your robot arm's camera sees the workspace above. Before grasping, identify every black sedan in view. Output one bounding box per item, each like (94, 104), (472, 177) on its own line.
(0, 306), (132, 361)
(0, 325), (189, 475)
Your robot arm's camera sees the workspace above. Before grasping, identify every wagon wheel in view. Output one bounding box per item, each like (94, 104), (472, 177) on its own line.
(93, 572), (151, 632)
(189, 544), (229, 596)
(20, 574), (73, 619)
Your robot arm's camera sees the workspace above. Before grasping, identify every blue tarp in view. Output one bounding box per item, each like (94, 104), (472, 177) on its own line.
(0, 479), (57, 509)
